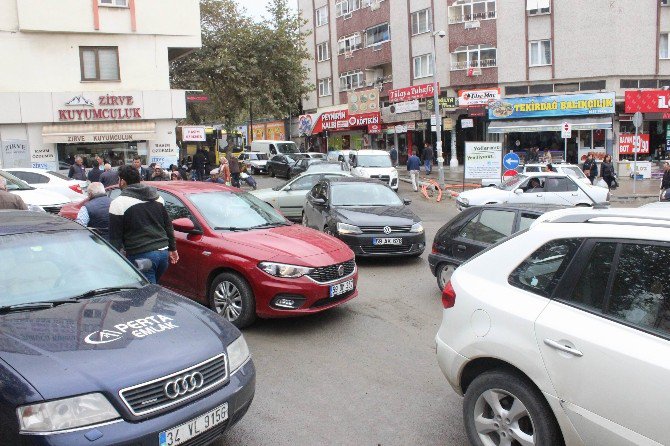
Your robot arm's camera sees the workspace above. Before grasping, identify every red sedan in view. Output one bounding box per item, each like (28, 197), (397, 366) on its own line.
(60, 182), (358, 327)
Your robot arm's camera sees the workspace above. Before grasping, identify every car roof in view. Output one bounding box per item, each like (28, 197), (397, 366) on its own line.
(522, 172), (572, 178)
(0, 210), (84, 236)
(532, 207), (670, 229)
(354, 150), (388, 155)
(4, 167), (52, 173)
(524, 163), (580, 168)
(323, 176), (385, 185)
(475, 203), (570, 214)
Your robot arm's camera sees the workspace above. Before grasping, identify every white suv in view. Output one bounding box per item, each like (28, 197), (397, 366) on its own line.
(348, 149), (399, 191)
(482, 163), (592, 187)
(436, 208), (670, 446)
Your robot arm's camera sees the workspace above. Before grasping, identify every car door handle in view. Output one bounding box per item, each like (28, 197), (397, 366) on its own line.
(543, 339), (583, 357)
(536, 194), (543, 197)
(456, 245), (467, 252)
(571, 193), (579, 196)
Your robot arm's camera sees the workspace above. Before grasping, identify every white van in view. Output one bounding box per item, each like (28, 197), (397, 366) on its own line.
(250, 140), (300, 156)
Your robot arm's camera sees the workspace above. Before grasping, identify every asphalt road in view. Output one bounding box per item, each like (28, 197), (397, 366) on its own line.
(218, 173), (469, 446)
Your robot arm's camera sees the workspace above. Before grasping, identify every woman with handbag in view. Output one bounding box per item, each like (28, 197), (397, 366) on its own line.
(583, 154), (598, 185)
(600, 155), (616, 189)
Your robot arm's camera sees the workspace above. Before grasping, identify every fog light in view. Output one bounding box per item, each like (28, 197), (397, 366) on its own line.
(418, 243), (425, 250)
(271, 295), (306, 310)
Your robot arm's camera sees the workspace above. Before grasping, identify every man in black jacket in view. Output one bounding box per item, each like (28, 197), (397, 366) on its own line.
(661, 162), (670, 200)
(192, 148), (207, 181)
(109, 165), (179, 283)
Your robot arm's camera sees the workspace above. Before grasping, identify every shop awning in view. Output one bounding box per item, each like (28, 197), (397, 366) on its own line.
(42, 122), (156, 144)
(488, 116), (612, 133)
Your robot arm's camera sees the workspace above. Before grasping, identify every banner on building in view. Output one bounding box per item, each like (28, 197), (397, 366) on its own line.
(182, 126), (207, 141)
(30, 147), (56, 169)
(488, 92), (616, 120)
(1, 140), (29, 168)
(298, 114), (315, 136)
(458, 88), (501, 107)
(426, 97), (458, 109)
(465, 142), (502, 180)
(348, 88), (380, 115)
(390, 100), (419, 114)
(624, 90), (670, 113)
(619, 133), (650, 155)
(388, 83), (437, 103)
(310, 109), (380, 133)
(265, 121), (286, 140)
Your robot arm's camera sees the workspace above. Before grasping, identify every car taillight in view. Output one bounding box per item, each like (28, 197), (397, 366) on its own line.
(69, 184), (83, 194)
(431, 242), (438, 254)
(442, 281), (456, 309)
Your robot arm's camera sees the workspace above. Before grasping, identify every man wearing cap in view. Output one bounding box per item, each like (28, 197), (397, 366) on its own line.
(205, 168), (226, 184)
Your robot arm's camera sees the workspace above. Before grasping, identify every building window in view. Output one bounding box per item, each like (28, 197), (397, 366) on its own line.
(365, 23), (390, 47)
(411, 9), (432, 35)
(448, 0), (496, 24)
(529, 39), (552, 66)
(318, 78), (332, 97)
(80, 47), (120, 81)
(317, 42), (330, 62)
(316, 6), (329, 26)
(335, 0), (361, 17)
(99, 0), (128, 6)
(663, 0), (669, 5)
(338, 33), (362, 54)
(451, 44), (497, 70)
(661, 33), (669, 59)
(413, 54), (433, 79)
(526, 0), (550, 15)
(339, 71), (365, 91)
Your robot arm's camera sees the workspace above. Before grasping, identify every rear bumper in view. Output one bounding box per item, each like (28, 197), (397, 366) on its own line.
(435, 334), (468, 396)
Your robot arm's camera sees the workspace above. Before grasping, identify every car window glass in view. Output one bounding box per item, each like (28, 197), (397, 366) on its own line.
(291, 175), (320, 191)
(272, 155), (283, 162)
(309, 183), (321, 198)
(508, 239), (583, 297)
(567, 242), (616, 310)
(525, 166), (541, 172)
(562, 166), (586, 179)
(12, 171), (49, 184)
(523, 178), (545, 193)
(518, 213), (539, 231)
(157, 192), (192, 221)
(47, 171), (71, 180)
(459, 210), (515, 244)
(545, 178), (577, 192)
(607, 244), (670, 336)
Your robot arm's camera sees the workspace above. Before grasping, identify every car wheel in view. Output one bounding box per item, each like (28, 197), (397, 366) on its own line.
(209, 272), (256, 328)
(269, 167), (275, 178)
(463, 371), (562, 446)
(324, 225), (334, 236)
(301, 212), (308, 227)
(436, 263), (456, 291)
(250, 166), (256, 175)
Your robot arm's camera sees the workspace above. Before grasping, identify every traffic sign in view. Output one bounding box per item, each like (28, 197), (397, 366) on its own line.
(633, 111), (643, 129)
(561, 122), (572, 139)
(503, 169), (518, 178)
(502, 152), (520, 170)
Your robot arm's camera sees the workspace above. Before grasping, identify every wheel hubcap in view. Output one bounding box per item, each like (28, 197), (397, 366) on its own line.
(439, 265), (455, 288)
(324, 227), (333, 235)
(213, 281), (243, 322)
(474, 389), (535, 446)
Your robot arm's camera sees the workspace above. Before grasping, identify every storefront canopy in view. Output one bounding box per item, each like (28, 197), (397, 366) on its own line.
(488, 116), (612, 133)
(42, 121), (156, 144)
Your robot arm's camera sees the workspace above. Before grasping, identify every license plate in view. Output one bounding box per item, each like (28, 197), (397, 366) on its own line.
(372, 237), (402, 245)
(159, 403), (228, 446)
(330, 279), (354, 297)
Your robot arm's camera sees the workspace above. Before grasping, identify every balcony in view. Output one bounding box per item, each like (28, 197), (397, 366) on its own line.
(450, 58), (497, 71)
(448, 10), (496, 25)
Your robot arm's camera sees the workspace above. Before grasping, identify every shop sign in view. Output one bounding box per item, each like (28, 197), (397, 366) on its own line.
(468, 107), (486, 117)
(311, 109), (380, 133)
(465, 142), (502, 180)
(442, 118), (454, 130)
(488, 92), (616, 120)
(367, 124), (381, 134)
(390, 100), (419, 114)
(150, 142), (179, 168)
(31, 147), (56, 169)
(461, 119), (474, 128)
(44, 133), (150, 144)
(458, 88), (501, 107)
(298, 114), (315, 136)
(1, 140), (29, 168)
(624, 90), (670, 113)
(186, 94), (209, 102)
(388, 83), (437, 103)
(405, 122), (416, 131)
(427, 97), (458, 109)
(182, 126), (207, 142)
(619, 133), (650, 155)
(394, 125), (407, 133)
(57, 94), (142, 121)
(416, 122), (427, 131)
(348, 88), (380, 115)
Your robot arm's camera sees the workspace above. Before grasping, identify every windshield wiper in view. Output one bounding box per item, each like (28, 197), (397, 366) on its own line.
(0, 299), (79, 314)
(249, 222), (291, 229)
(71, 286), (143, 300)
(213, 226), (252, 231)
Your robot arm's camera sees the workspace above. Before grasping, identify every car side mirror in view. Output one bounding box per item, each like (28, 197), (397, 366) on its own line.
(312, 197), (327, 206)
(283, 185), (292, 191)
(173, 217), (200, 234)
(403, 198), (412, 205)
(514, 189), (523, 195)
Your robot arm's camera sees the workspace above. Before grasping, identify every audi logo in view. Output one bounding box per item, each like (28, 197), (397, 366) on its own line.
(164, 372), (205, 399)
(383, 226), (392, 234)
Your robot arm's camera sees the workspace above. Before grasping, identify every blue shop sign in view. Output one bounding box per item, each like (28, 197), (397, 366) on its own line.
(488, 92), (616, 120)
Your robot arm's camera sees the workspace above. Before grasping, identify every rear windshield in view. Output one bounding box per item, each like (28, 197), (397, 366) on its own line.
(47, 171), (72, 180)
(277, 143), (299, 154)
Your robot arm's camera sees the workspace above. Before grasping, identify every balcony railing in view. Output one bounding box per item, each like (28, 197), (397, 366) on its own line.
(448, 10), (496, 24)
(450, 58), (497, 71)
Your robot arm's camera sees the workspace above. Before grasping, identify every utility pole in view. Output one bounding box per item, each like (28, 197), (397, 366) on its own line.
(431, 30), (446, 187)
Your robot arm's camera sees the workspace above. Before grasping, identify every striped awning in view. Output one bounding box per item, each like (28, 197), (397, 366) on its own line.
(42, 121), (156, 143)
(488, 116), (613, 133)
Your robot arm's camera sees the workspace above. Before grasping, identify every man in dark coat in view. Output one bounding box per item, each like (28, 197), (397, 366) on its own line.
(75, 182), (112, 240)
(68, 156), (87, 181)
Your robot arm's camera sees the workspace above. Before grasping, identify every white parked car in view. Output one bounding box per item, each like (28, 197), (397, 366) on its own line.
(348, 149), (399, 191)
(251, 171), (350, 220)
(436, 207), (670, 446)
(458, 172), (609, 211)
(482, 163), (592, 187)
(304, 152), (326, 160)
(0, 170), (71, 213)
(5, 167), (86, 201)
(239, 152), (269, 175)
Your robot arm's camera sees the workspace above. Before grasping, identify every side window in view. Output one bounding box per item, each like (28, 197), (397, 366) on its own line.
(566, 242), (617, 310)
(269, 144), (277, 155)
(459, 210), (516, 244)
(509, 238), (583, 297)
(525, 166), (541, 173)
(309, 183), (321, 198)
(13, 172), (49, 184)
(158, 192), (192, 221)
(518, 212), (539, 232)
(607, 243), (670, 336)
(545, 178), (577, 192)
(291, 175), (320, 191)
(523, 177), (545, 193)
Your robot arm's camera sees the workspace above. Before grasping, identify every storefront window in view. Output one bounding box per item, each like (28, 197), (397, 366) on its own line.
(57, 141), (148, 168)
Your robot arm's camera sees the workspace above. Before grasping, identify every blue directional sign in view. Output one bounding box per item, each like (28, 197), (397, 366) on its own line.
(503, 152), (520, 170)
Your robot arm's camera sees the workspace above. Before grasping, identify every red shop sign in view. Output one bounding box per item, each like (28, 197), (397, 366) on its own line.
(618, 133), (650, 155)
(388, 83), (438, 103)
(367, 124), (381, 134)
(311, 109), (380, 133)
(624, 90), (670, 113)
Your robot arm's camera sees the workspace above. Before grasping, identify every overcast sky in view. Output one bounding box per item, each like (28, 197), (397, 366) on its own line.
(235, 0), (298, 21)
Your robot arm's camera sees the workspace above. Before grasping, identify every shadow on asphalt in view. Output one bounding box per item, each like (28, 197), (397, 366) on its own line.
(355, 255), (425, 268)
(245, 305), (352, 335)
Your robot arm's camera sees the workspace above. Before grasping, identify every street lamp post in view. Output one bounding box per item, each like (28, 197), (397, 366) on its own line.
(431, 30), (446, 187)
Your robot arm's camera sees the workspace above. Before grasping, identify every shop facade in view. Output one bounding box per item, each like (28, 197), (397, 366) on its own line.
(624, 89), (670, 163)
(299, 107), (381, 153)
(0, 90), (186, 170)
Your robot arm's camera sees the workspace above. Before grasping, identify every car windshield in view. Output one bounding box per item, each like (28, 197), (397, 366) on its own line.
(0, 171), (33, 191)
(47, 170), (72, 180)
(307, 163), (345, 173)
(561, 166), (586, 179)
(277, 143), (299, 154)
(356, 155), (392, 168)
(250, 153), (268, 161)
(189, 191), (288, 230)
(331, 183), (403, 206)
(0, 230), (146, 307)
(499, 174), (528, 191)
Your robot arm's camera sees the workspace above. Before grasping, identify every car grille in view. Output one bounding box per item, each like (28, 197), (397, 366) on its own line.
(119, 354), (228, 417)
(311, 289), (356, 308)
(307, 259), (356, 283)
(42, 205), (64, 214)
(370, 175), (391, 183)
(359, 225), (411, 234)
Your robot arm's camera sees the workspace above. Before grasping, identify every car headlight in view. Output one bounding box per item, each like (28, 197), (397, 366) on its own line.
(27, 204), (46, 213)
(410, 222), (424, 233)
(458, 197), (469, 206)
(337, 222), (362, 234)
(258, 261), (313, 278)
(17, 393), (120, 433)
(227, 335), (251, 374)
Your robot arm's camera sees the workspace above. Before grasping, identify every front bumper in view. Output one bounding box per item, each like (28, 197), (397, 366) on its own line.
(20, 360), (256, 446)
(337, 232), (425, 257)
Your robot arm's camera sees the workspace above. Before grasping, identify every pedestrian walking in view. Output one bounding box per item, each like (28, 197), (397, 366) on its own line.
(227, 152), (241, 188)
(600, 155), (616, 189)
(389, 146), (398, 167)
(87, 160), (103, 182)
(206, 148), (217, 173)
(583, 153), (598, 185)
(132, 156), (151, 181)
(0, 177), (27, 210)
(661, 162), (670, 201)
(68, 156), (87, 181)
(75, 182), (112, 240)
(422, 142), (434, 175)
(99, 163), (119, 188)
(407, 152), (421, 192)
(192, 148), (207, 181)
(109, 165), (179, 284)
(219, 158), (232, 185)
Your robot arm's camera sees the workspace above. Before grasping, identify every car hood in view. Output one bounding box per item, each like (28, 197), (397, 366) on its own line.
(0, 285), (239, 402)
(218, 225), (351, 266)
(354, 167), (397, 176)
(10, 189), (70, 206)
(332, 205), (419, 226)
(458, 187), (511, 205)
(249, 187), (284, 201)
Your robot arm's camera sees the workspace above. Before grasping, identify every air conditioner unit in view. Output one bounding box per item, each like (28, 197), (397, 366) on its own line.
(464, 20), (480, 29)
(343, 12), (352, 20)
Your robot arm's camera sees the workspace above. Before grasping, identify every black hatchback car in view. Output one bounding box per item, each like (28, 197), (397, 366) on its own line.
(0, 211), (255, 445)
(303, 177), (425, 257)
(429, 204), (564, 290)
(267, 153), (305, 179)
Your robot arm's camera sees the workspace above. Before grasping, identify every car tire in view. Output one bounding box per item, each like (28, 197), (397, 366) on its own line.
(324, 225), (334, 236)
(301, 212), (308, 227)
(208, 272), (256, 328)
(463, 370), (562, 446)
(250, 166), (256, 175)
(269, 167), (275, 178)
(436, 263), (456, 291)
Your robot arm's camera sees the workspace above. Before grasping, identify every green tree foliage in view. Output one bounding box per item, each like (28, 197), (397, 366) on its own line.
(170, 0), (313, 131)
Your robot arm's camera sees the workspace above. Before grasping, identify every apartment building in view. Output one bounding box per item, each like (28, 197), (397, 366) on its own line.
(299, 0), (670, 164)
(0, 0), (201, 169)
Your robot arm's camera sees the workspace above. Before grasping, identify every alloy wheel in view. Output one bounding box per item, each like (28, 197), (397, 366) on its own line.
(473, 389), (535, 446)
(213, 281), (243, 322)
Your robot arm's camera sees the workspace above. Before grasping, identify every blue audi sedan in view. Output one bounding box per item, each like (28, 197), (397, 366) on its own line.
(0, 211), (255, 445)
